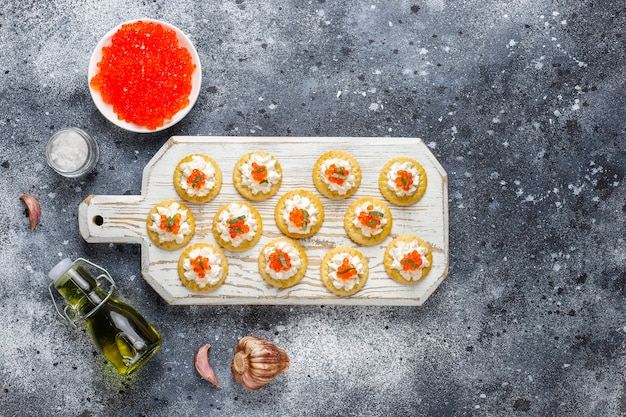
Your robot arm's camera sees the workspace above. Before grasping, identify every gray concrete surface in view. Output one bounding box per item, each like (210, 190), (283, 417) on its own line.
(1, 1), (625, 416)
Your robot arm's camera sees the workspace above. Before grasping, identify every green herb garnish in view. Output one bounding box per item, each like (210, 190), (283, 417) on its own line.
(301, 210), (309, 231)
(192, 174), (203, 188)
(278, 253), (289, 269)
(228, 215), (246, 224)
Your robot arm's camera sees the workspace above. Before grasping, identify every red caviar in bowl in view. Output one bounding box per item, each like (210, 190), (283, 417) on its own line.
(90, 21), (196, 130)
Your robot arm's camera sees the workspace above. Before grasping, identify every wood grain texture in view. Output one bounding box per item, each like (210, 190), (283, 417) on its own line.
(78, 136), (449, 305)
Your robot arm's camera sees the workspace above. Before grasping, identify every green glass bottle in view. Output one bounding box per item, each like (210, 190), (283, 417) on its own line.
(48, 258), (162, 375)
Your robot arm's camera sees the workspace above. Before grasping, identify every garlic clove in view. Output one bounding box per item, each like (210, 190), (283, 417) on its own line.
(231, 336), (289, 390)
(20, 194), (41, 230)
(194, 343), (220, 387)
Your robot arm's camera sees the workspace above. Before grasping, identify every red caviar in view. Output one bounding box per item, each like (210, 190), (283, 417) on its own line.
(268, 249), (292, 273)
(191, 255), (211, 278)
(395, 170), (414, 191)
(289, 208), (309, 231)
(400, 250), (423, 272)
(90, 21), (196, 130)
(336, 258), (357, 280)
(357, 204), (384, 230)
(251, 162), (268, 183)
(187, 169), (206, 189)
(324, 164), (349, 186)
(160, 213), (181, 234)
(228, 216), (249, 239)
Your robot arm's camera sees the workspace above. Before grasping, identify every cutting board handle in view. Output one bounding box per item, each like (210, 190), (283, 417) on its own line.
(79, 194), (148, 245)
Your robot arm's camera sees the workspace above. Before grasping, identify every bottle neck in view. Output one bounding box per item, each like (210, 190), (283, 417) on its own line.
(54, 265), (109, 317)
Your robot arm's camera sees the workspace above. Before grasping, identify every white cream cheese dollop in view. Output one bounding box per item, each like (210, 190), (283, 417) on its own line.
(390, 240), (431, 281)
(282, 194), (319, 235)
(386, 161), (419, 197)
(182, 246), (223, 288)
(351, 201), (388, 237)
(328, 252), (364, 291)
(240, 153), (281, 194)
(148, 202), (192, 244)
(264, 240), (302, 280)
(216, 203), (258, 247)
(320, 158), (356, 195)
(179, 155), (217, 197)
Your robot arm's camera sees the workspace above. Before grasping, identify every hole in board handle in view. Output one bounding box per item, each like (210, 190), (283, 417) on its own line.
(93, 215), (104, 226)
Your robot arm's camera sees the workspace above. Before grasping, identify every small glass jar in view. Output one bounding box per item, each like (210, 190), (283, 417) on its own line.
(46, 128), (99, 178)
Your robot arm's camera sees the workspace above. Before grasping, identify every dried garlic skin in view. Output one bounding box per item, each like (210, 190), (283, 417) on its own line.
(20, 194), (41, 230)
(231, 336), (289, 390)
(194, 343), (220, 387)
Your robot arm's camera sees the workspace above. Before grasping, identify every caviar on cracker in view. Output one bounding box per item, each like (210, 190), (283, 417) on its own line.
(90, 21), (196, 130)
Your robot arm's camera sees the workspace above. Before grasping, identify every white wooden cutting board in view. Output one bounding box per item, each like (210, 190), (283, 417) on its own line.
(78, 136), (449, 305)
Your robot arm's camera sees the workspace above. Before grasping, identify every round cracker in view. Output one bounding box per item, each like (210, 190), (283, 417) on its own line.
(146, 200), (195, 250)
(178, 243), (228, 292)
(274, 189), (325, 239)
(383, 235), (433, 284)
(379, 157), (427, 206)
(258, 238), (308, 288)
(233, 151), (282, 201)
(312, 150), (361, 199)
(173, 154), (222, 203)
(212, 201), (263, 252)
(344, 197), (393, 246)
(320, 246), (369, 296)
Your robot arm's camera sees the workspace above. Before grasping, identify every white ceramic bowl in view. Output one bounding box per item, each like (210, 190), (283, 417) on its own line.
(88, 19), (202, 133)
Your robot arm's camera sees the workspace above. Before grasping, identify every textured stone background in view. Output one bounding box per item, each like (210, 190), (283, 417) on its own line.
(1, 1), (625, 416)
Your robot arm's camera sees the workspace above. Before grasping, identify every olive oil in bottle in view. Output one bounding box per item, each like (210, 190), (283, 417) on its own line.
(48, 258), (162, 375)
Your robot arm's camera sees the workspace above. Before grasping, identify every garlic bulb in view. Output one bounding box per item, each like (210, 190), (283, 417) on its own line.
(231, 336), (289, 390)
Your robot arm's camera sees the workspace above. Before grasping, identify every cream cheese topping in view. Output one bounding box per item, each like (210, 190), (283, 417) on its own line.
(240, 153), (281, 194)
(351, 201), (388, 237)
(216, 203), (258, 247)
(328, 252), (364, 291)
(386, 161), (419, 197)
(264, 240), (302, 280)
(182, 246), (223, 288)
(148, 202), (192, 244)
(179, 155), (217, 197)
(390, 240), (431, 281)
(320, 158), (356, 195)
(282, 194), (319, 235)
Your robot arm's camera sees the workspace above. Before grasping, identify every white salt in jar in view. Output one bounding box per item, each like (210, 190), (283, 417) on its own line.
(46, 128), (99, 178)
